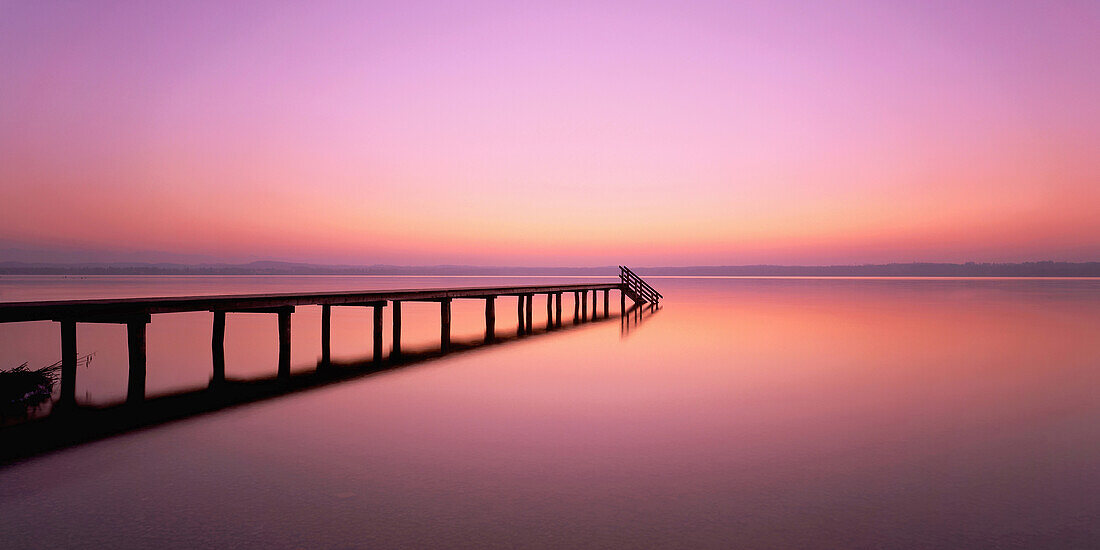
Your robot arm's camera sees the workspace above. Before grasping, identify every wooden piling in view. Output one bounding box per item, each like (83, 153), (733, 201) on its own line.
(620, 290), (626, 316)
(517, 295), (525, 334)
(127, 320), (147, 404)
(546, 293), (553, 327)
(441, 299), (452, 348)
(581, 290), (588, 321)
(59, 320), (77, 408)
(603, 290), (609, 318)
(485, 296), (496, 340)
(278, 309), (291, 379)
(212, 311), (226, 383)
(573, 291), (580, 321)
(525, 294), (533, 333)
(373, 303), (384, 362)
(554, 293), (562, 327)
(392, 301), (402, 355)
(320, 304), (331, 366)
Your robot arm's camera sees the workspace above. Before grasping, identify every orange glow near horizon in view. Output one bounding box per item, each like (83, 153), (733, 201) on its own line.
(1, 2), (1098, 266)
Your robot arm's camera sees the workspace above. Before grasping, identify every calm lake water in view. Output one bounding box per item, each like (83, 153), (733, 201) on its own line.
(2, 275), (1100, 548)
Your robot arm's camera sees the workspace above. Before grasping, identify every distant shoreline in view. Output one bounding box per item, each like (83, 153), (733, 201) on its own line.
(2, 261), (1099, 277)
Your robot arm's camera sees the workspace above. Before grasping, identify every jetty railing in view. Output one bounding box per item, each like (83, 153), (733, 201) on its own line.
(619, 265), (662, 304)
(0, 270), (661, 409)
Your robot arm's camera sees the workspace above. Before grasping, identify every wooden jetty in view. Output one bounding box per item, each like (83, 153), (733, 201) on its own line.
(0, 266), (661, 408)
(0, 301), (661, 464)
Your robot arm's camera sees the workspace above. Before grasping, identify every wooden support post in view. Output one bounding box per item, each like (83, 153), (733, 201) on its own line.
(278, 309), (291, 379)
(212, 311), (226, 383)
(517, 295), (525, 334)
(621, 290), (626, 316)
(485, 297), (496, 340)
(554, 293), (562, 327)
(592, 289), (598, 318)
(59, 321), (77, 408)
(603, 290), (609, 318)
(440, 299), (452, 348)
(525, 294), (533, 333)
(127, 319), (147, 404)
(546, 293), (553, 328)
(373, 303), (384, 362)
(320, 304), (331, 366)
(392, 301), (402, 356)
(573, 291), (580, 321)
(581, 290), (588, 321)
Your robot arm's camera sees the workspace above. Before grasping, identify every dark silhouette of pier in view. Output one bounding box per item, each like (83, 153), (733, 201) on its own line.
(0, 268), (661, 463)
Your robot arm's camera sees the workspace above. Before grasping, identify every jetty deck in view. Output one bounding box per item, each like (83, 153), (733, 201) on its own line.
(0, 267), (661, 408)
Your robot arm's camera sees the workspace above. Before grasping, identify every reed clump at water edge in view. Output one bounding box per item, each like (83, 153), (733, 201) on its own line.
(0, 354), (92, 419)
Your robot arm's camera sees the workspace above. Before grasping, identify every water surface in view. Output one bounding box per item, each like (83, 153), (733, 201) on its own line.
(2, 276), (1099, 548)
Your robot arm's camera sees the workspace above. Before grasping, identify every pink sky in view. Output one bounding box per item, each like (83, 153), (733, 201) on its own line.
(1, 1), (1097, 266)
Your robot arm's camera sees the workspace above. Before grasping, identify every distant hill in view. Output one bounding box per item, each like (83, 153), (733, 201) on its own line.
(1, 261), (1099, 277)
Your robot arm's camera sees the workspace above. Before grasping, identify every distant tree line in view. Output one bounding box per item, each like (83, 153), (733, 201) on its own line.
(638, 262), (1100, 277)
(2, 261), (1099, 277)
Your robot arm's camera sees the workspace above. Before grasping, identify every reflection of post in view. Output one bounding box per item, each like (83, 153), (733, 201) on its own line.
(603, 290), (609, 318)
(127, 319), (148, 404)
(392, 301), (402, 356)
(554, 293), (562, 327)
(60, 320), (77, 408)
(212, 311), (226, 383)
(320, 304), (331, 366)
(485, 296), (496, 340)
(440, 299), (452, 348)
(278, 309), (291, 379)
(373, 303), (384, 362)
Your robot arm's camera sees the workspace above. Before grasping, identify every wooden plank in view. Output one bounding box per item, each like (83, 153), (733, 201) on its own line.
(332, 301), (387, 308)
(0, 283), (623, 323)
(51, 313), (151, 324)
(217, 306), (295, 314)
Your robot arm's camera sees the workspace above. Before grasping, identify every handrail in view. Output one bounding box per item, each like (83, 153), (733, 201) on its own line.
(622, 266), (662, 299)
(619, 265), (662, 303)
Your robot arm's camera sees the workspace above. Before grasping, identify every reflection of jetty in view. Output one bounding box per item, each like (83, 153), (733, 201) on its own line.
(622, 300), (660, 336)
(0, 267), (661, 410)
(0, 301), (659, 464)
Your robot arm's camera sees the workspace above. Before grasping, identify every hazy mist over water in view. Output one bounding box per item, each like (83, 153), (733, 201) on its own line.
(2, 276), (1100, 547)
